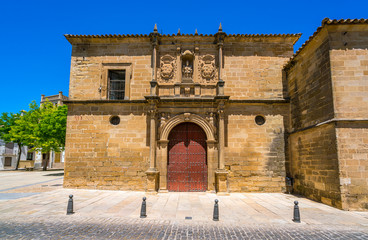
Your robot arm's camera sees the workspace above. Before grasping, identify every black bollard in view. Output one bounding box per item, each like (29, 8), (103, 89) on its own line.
(213, 199), (219, 221)
(292, 200), (301, 223)
(140, 197), (147, 218)
(67, 194), (74, 215)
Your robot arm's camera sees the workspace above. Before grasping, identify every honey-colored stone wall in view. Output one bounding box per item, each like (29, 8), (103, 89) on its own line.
(330, 49), (368, 119)
(63, 103), (149, 190)
(336, 122), (368, 210)
(329, 26), (368, 119)
(223, 42), (294, 100)
(286, 29), (341, 208)
(69, 41), (152, 100)
(289, 124), (341, 208)
(328, 24), (368, 210)
(225, 104), (289, 192)
(287, 29), (334, 131)
(287, 24), (368, 210)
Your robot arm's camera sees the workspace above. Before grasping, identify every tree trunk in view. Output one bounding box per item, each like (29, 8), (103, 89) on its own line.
(42, 153), (49, 171)
(15, 143), (22, 170)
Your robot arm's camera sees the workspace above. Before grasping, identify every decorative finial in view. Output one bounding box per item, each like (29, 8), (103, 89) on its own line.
(195, 29), (198, 35)
(218, 23), (222, 32)
(178, 28), (180, 35)
(154, 23), (158, 32)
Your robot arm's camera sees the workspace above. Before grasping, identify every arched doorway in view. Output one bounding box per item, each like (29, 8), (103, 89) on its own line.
(167, 122), (208, 192)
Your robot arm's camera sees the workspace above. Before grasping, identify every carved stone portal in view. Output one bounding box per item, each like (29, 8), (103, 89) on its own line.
(158, 54), (175, 83)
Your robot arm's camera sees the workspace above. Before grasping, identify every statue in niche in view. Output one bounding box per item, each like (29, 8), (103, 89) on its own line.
(183, 60), (193, 78)
(181, 50), (194, 82)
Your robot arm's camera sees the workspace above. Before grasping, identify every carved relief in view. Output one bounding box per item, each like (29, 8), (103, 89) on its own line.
(158, 112), (171, 137)
(199, 55), (217, 83)
(206, 112), (215, 127)
(158, 54), (176, 83)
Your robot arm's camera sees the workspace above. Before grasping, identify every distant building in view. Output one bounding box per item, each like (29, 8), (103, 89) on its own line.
(41, 91), (68, 106)
(0, 139), (32, 170)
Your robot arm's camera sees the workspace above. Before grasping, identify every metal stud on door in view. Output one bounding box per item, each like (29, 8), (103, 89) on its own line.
(168, 123), (207, 192)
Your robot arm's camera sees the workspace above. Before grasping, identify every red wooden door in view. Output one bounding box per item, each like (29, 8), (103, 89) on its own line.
(168, 123), (207, 192)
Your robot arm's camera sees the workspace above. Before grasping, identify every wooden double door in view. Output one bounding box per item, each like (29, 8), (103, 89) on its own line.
(167, 123), (207, 192)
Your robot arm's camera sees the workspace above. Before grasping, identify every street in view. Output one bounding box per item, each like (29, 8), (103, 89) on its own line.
(0, 170), (368, 239)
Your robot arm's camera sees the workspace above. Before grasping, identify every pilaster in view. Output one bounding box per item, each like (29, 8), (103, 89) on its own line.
(145, 96), (160, 192)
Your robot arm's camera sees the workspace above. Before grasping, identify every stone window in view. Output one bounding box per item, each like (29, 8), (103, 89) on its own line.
(102, 63), (132, 100)
(108, 70), (126, 100)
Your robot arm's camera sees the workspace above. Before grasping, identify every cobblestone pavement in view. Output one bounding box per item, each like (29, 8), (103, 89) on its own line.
(1, 216), (368, 239)
(1, 170), (368, 239)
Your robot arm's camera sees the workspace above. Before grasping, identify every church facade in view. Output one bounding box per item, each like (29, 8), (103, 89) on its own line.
(63, 19), (368, 210)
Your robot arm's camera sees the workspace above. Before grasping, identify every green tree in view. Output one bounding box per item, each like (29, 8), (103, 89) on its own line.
(8, 101), (40, 170)
(0, 112), (20, 142)
(33, 101), (67, 170)
(0, 112), (21, 169)
(0, 100), (67, 170)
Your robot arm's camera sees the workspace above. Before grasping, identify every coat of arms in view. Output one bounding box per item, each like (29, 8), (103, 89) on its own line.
(200, 55), (216, 81)
(160, 55), (175, 81)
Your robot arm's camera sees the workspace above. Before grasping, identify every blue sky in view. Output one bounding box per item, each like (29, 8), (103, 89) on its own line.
(0, 0), (366, 113)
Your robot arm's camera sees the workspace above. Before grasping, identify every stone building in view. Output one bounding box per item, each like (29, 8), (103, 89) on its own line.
(63, 19), (368, 210)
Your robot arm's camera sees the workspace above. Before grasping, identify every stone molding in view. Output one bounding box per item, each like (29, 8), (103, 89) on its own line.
(159, 113), (216, 142)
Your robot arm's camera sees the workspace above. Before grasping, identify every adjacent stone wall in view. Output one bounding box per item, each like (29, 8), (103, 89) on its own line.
(64, 103), (149, 190)
(326, 25), (368, 121)
(287, 30), (334, 131)
(290, 124), (341, 208)
(336, 122), (368, 210)
(286, 29), (342, 208)
(225, 104), (289, 192)
(287, 24), (368, 210)
(328, 24), (368, 210)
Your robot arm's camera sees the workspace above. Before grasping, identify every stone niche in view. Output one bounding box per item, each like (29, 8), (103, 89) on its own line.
(181, 50), (194, 83)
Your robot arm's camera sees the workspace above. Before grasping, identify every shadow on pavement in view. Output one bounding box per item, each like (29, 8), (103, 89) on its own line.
(44, 172), (64, 176)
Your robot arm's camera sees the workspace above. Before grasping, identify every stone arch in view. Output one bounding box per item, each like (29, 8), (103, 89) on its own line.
(159, 113), (216, 142)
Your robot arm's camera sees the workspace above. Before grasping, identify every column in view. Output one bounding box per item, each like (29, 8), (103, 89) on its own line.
(215, 100), (229, 195)
(149, 109), (156, 170)
(158, 140), (169, 192)
(146, 99), (159, 192)
(218, 109), (225, 169)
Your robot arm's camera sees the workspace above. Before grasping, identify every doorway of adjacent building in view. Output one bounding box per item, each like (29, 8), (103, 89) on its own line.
(4, 157), (12, 167)
(167, 122), (207, 192)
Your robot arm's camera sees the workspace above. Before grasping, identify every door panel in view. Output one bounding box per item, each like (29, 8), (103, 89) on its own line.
(167, 123), (207, 192)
